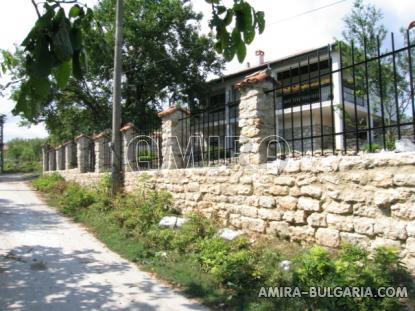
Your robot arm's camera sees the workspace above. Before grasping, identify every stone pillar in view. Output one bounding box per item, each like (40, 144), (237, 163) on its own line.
(48, 147), (56, 171)
(42, 144), (50, 172)
(236, 70), (275, 166)
(56, 146), (65, 170)
(94, 132), (111, 173)
(120, 123), (137, 172)
(158, 106), (189, 169)
(64, 141), (76, 170)
(75, 134), (92, 173)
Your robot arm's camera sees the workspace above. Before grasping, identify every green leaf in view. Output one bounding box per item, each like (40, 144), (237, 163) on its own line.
(53, 59), (72, 89)
(217, 6), (226, 15)
(224, 9), (234, 26)
(236, 40), (246, 63)
(256, 11), (265, 34)
(52, 10), (73, 62)
(72, 50), (82, 79)
(70, 26), (82, 51)
(223, 47), (235, 61)
(243, 27), (255, 44)
(69, 5), (81, 18)
(29, 77), (50, 100)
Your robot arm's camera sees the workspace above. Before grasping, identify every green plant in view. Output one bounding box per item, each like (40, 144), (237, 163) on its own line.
(362, 143), (381, 153)
(59, 182), (95, 215)
(32, 173), (65, 193)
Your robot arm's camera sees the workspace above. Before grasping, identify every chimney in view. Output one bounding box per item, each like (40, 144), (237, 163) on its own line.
(256, 50), (265, 65)
(246, 62), (251, 68)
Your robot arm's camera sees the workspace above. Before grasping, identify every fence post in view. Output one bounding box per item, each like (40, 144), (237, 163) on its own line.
(42, 144), (50, 172)
(75, 134), (92, 173)
(56, 145), (65, 170)
(48, 147), (56, 171)
(64, 141), (76, 170)
(94, 132), (111, 173)
(120, 123), (136, 172)
(236, 70), (275, 166)
(331, 51), (345, 151)
(158, 106), (190, 169)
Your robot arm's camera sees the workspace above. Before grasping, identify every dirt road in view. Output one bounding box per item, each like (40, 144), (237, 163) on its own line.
(0, 174), (207, 311)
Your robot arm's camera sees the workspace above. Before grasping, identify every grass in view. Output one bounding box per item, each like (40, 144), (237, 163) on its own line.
(33, 173), (414, 311)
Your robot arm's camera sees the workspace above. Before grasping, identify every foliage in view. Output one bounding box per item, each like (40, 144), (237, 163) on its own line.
(33, 175), (413, 310)
(32, 172), (65, 192)
(4, 138), (45, 173)
(58, 182), (95, 214)
(13, 1), (93, 120)
(5, 0), (225, 144)
(293, 244), (413, 311)
(209, 0), (265, 62)
(339, 0), (413, 150)
(2, 0), (264, 140)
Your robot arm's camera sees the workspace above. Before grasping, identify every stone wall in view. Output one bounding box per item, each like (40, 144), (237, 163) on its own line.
(50, 150), (415, 272)
(125, 152), (415, 272)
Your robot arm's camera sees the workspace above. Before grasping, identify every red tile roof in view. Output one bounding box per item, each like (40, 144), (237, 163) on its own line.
(234, 69), (271, 90)
(74, 134), (91, 141)
(93, 130), (110, 140)
(158, 106), (190, 118)
(120, 123), (135, 132)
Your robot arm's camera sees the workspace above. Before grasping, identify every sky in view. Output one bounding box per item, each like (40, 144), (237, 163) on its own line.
(1, 0), (414, 142)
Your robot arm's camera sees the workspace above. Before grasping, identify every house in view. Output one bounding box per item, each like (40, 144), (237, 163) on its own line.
(194, 45), (383, 158)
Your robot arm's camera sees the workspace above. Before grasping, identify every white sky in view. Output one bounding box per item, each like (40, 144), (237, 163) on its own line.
(1, 0), (414, 141)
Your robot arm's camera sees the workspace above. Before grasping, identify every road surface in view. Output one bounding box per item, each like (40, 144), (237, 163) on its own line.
(0, 174), (207, 311)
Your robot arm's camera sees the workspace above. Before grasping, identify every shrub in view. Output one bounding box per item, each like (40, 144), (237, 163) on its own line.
(195, 236), (257, 288)
(32, 173), (65, 193)
(292, 244), (413, 311)
(58, 182), (95, 215)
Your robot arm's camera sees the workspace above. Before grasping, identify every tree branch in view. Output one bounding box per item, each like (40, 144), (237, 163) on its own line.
(31, 0), (41, 18)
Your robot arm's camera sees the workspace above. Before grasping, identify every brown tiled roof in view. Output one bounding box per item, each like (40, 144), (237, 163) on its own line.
(93, 130), (110, 140)
(74, 134), (91, 141)
(158, 106), (190, 118)
(409, 20), (415, 30)
(120, 123), (135, 132)
(62, 140), (73, 146)
(234, 69), (271, 90)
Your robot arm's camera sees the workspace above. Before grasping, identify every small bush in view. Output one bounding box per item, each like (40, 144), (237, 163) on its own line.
(59, 182), (95, 215)
(32, 173), (65, 193)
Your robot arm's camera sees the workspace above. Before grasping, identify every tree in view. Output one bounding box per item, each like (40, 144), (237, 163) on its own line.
(4, 138), (46, 172)
(5, 0), (227, 143)
(340, 0), (412, 149)
(0, 0), (264, 124)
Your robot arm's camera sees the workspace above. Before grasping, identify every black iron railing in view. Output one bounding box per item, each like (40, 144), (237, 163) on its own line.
(179, 100), (240, 166)
(267, 30), (415, 158)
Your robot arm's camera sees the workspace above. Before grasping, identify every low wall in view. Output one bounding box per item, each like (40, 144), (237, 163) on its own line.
(53, 152), (415, 272)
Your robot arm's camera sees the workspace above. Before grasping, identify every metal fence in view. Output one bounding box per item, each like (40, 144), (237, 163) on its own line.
(267, 30), (415, 158)
(129, 118), (162, 171)
(179, 100), (240, 166)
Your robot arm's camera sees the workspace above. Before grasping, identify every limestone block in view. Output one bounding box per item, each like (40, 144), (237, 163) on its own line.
(307, 213), (327, 228)
(353, 217), (375, 236)
(265, 185), (289, 196)
(289, 226), (315, 243)
(277, 196), (298, 210)
(258, 196), (275, 209)
(316, 228), (340, 248)
(371, 171), (394, 188)
(324, 201), (352, 214)
(267, 221), (290, 238)
(374, 219), (407, 240)
(370, 237), (401, 250)
(300, 185), (322, 199)
(258, 208), (283, 221)
(274, 176), (295, 186)
(391, 203), (415, 220)
(340, 232), (370, 248)
(326, 214), (354, 232)
(240, 216), (266, 233)
(297, 197), (321, 212)
(283, 210), (306, 224)
(394, 173), (415, 187)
